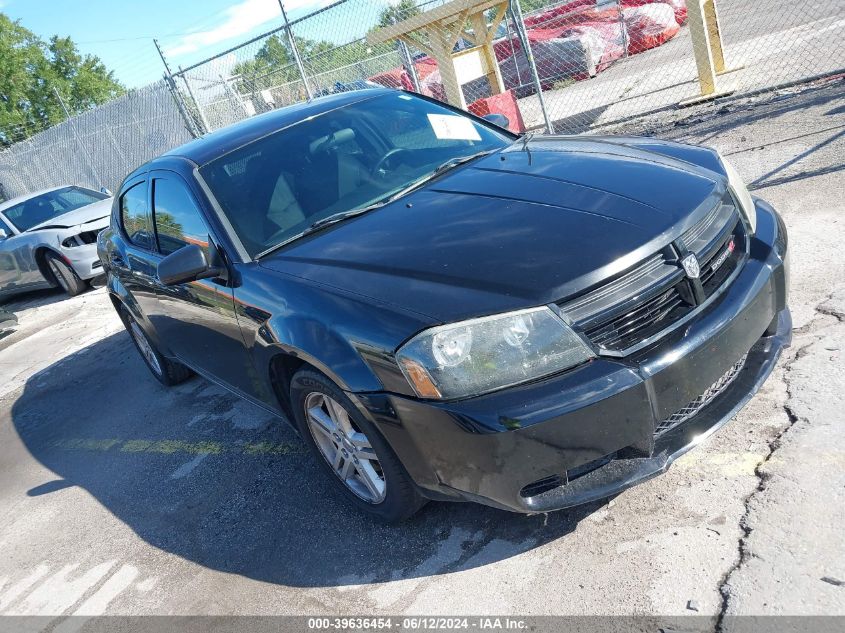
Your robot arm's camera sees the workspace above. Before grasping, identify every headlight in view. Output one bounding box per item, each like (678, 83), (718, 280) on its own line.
(396, 306), (594, 399)
(719, 154), (756, 235)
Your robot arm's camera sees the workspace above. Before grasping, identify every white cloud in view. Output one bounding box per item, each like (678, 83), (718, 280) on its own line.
(164, 0), (323, 59)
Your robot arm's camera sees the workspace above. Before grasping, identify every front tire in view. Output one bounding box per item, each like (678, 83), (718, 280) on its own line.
(290, 369), (426, 522)
(44, 252), (87, 296)
(120, 306), (193, 386)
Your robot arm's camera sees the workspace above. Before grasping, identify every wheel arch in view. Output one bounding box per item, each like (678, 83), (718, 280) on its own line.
(33, 246), (66, 287)
(105, 276), (169, 354)
(268, 351), (306, 424)
(266, 346), (370, 427)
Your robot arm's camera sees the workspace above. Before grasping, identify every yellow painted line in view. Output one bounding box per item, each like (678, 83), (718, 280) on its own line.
(51, 437), (305, 457)
(242, 440), (303, 455)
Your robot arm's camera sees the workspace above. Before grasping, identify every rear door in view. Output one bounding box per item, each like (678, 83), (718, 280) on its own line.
(146, 169), (262, 400)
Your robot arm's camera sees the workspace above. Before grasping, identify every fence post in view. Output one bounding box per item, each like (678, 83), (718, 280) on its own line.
(178, 67), (211, 134)
(509, 0), (554, 134)
(276, 0), (313, 100)
(398, 39), (421, 92)
(617, 0), (629, 58)
(154, 39), (203, 137)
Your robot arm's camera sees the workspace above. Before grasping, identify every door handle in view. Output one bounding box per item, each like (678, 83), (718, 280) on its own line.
(109, 253), (126, 268)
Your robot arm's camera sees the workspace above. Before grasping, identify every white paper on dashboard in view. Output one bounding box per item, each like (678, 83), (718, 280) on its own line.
(427, 114), (482, 141)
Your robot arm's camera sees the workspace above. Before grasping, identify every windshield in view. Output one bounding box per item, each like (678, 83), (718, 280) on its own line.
(199, 92), (512, 257)
(2, 186), (108, 232)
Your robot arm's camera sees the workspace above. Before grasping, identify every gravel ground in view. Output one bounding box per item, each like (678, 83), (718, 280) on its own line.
(0, 78), (842, 626)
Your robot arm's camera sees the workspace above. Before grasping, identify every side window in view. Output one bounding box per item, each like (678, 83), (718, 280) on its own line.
(120, 182), (153, 250)
(0, 214), (13, 235)
(1, 202), (27, 230)
(151, 177), (209, 256)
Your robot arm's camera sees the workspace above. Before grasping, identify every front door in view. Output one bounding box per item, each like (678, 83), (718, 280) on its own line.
(144, 170), (263, 401)
(110, 177), (160, 321)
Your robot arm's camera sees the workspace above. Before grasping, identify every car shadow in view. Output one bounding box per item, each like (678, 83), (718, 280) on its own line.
(1, 276), (105, 311)
(10, 332), (600, 589)
(1, 287), (67, 311)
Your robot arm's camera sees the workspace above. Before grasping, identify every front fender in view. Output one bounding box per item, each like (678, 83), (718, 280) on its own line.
(233, 266), (435, 396)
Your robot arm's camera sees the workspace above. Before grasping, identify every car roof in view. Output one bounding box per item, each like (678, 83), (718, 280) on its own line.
(0, 185), (84, 213)
(161, 88), (393, 168)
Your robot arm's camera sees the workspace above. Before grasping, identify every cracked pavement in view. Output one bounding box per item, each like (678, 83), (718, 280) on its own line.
(0, 79), (842, 623)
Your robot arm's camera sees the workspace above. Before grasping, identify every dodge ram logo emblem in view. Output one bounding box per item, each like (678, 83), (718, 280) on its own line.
(681, 253), (701, 279)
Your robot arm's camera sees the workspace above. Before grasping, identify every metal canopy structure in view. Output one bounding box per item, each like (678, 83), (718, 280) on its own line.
(367, 0), (510, 108)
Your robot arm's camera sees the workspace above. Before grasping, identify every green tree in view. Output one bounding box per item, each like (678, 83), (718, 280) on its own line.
(0, 14), (124, 147)
(233, 34), (389, 97)
(377, 0), (421, 27)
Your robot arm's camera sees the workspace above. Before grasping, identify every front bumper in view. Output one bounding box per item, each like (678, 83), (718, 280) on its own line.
(62, 242), (105, 280)
(360, 199), (790, 513)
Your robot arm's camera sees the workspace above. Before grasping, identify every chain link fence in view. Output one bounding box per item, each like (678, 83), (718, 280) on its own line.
(514, 0), (845, 133)
(0, 81), (194, 201)
(170, 0), (845, 137)
(1, 0), (842, 200)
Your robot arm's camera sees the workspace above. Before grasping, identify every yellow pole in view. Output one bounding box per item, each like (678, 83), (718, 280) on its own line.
(686, 0), (718, 96)
(704, 0), (727, 74)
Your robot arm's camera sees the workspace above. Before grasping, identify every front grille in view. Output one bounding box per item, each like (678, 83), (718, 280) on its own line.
(654, 353), (747, 436)
(699, 222), (741, 295)
(559, 195), (746, 354)
(681, 197), (736, 253)
(584, 284), (689, 351)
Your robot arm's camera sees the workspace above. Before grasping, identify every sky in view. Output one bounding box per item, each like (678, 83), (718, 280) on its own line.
(1, 0), (394, 88)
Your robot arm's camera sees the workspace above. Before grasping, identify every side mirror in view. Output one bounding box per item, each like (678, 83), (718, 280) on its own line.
(157, 243), (222, 286)
(100, 187), (113, 196)
(0, 229), (7, 240)
(482, 113), (510, 129)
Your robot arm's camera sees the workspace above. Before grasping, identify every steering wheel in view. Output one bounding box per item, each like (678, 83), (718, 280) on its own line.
(373, 148), (411, 178)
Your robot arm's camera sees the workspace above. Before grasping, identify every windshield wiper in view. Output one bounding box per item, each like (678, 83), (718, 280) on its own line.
(254, 200), (390, 259)
(301, 152), (493, 234)
(307, 201), (387, 232)
(433, 150), (496, 175)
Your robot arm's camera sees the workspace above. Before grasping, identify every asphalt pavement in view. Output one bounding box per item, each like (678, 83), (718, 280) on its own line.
(0, 79), (842, 624)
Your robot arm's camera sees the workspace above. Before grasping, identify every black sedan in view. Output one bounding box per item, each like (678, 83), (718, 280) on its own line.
(98, 89), (790, 521)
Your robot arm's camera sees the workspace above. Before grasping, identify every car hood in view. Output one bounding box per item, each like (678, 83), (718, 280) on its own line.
(261, 137), (726, 323)
(27, 198), (112, 232)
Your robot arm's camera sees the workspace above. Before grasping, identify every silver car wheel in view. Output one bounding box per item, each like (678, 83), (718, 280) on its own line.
(304, 392), (386, 504)
(129, 320), (163, 377)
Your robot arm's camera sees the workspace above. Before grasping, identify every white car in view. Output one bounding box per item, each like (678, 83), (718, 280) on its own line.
(0, 185), (113, 298)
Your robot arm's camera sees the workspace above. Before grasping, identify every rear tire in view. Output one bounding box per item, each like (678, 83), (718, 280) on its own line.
(290, 369), (426, 522)
(44, 252), (87, 296)
(120, 306), (193, 386)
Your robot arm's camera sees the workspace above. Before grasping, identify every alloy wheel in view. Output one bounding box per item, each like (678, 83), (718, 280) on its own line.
(304, 392), (386, 504)
(129, 319), (163, 377)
